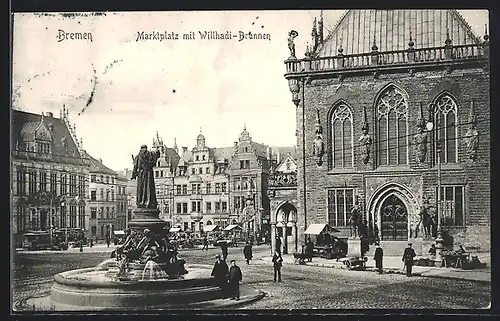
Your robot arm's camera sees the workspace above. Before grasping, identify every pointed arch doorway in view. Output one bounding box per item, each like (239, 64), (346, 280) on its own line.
(272, 201), (298, 255)
(380, 194), (408, 241)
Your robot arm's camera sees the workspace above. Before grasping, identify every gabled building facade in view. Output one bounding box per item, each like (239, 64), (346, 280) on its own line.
(11, 107), (90, 246)
(285, 9), (490, 254)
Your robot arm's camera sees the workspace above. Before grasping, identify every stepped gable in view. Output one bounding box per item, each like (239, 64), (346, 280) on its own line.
(316, 9), (482, 57)
(12, 110), (86, 166)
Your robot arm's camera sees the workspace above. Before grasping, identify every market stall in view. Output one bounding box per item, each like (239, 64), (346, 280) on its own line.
(303, 223), (346, 259)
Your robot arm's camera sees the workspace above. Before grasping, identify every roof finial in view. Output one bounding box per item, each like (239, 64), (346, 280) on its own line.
(200, 127), (202, 133)
(243, 123), (246, 131)
(338, 38), (343, 54)
(408, 30), (414, 48)
(484, 24), (489, 42)
(445, 28), (452, 46)
(372, 35), (378, 51)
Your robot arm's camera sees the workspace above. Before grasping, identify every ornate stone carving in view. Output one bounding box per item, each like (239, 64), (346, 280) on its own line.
(412, 103), (428, 164)
(268, 172), (297, 188)
(464, 101), (479, 162)
(358, 105), (372, 165)
(312, 108), (324, 166)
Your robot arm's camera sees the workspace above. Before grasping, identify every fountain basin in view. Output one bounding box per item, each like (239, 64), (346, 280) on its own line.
(50, 264), (225, 310)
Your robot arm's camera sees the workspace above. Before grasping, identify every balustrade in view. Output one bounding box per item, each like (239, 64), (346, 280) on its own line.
(285, 44), (488, 75)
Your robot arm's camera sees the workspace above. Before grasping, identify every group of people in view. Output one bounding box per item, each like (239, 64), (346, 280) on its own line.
(211, 254), (243, 300)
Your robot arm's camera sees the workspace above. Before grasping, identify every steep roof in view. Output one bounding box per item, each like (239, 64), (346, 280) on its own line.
(12, 110), (86, 166)
(212, 147), (234, 163)
(251, 142), (269, 159)
(271, 146), (298, 162)
(316, 9), (482, 57)
(83, 151), (117, 175)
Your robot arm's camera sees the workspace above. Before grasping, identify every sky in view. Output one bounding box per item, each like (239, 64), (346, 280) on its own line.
(12, 10), (488, 172)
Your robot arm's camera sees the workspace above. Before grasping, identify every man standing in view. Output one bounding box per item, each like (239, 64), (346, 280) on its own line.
(402, 242), (416, 277)
(374, 243), (384, 274)
(202, 236), (209, 251)
(211, 254), (229, 296)
(228, 260), (242, 300)
(306, 237), (314, 262)
(272, 250), (283, 282)
(243, 241), (253, 265)
(220, 241), (229, 261)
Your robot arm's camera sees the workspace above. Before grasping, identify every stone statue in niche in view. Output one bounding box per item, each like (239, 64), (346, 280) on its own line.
(465, 127), (479, 161)
(412, 123), (428, 164)
(312, 109), (324, 166)
(288, 30), (299, 59)
(464, 102), (479, 162)
(358, 124), (372, 165)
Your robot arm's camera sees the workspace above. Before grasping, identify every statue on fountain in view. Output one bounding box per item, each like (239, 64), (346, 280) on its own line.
(111, 144), (188, 280)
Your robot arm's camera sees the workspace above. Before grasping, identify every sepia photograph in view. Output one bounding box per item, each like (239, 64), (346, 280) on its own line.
(11, 9), (490, 311)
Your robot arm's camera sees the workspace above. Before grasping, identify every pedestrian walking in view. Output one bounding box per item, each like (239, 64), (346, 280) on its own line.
(220, 241), (229, 261)
(211, 254), (229, 297)
(228, 260), (242, 300)
(374, 243), (383, 274)
(402, 242), (416, 277)
(90, 238), (93, 248)
(272, 250), (283, 282)
(202, 236), (209, 251)
(243, 241), (253, 265)
(306, 237), (314, 262)
(106, 236), (110, 248)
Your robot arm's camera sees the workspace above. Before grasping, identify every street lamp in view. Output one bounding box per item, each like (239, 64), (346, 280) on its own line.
(426, 104), (445, 252)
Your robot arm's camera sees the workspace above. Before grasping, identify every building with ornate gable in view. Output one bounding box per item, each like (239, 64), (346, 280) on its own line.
(12, 107), (90, 246)
(143, 128), (294, 238)
(284, 9), (490, 254)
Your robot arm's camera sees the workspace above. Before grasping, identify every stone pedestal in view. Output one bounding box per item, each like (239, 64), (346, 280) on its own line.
(347, 237), (362, 257)
(128, 207), (167, 232)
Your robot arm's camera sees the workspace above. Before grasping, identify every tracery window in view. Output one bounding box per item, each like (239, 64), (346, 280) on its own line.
(433, 94), (458, 164)
(331, 104), (353, 168)
(376, 86), (408, 166)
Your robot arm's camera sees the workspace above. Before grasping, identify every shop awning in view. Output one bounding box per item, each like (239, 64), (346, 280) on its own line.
(304, 223), (340, 235)
(224, 224), (242, 231)
(169, 227), (182, 233)
(203, 225), (219, 232)
(113, 230), (125, 235)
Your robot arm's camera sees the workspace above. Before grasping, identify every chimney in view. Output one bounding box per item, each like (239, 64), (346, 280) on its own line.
(277, 150), (281, 163)
(46, 112), (53, 118)
(266, 146), (271, 160)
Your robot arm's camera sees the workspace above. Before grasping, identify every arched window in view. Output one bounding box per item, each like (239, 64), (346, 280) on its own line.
(433, 94), (458, 163)
(376, 85), (408, 166)
(331, 103), (354, 168)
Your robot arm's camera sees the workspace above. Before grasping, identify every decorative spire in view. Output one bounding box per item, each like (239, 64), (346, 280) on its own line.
(408, 30), (414, 48)
(468, 101), (477, 128)
(199, 127), (202, 133)
(445, 28), (452, 46)
(243, 123), (246, 131)
(318, 10), (324, 43)
(417, 102), (425, 128)
(484, 24), (489, 42)
(371, 35), (378, 51)
(338, 38), (344, 55)
(305, 43), (310, 57)
(362, 105), (369, 131)
(173, 137), (178, 151)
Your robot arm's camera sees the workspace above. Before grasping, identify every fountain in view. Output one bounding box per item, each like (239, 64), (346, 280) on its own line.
(20, 145), (264, 311)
